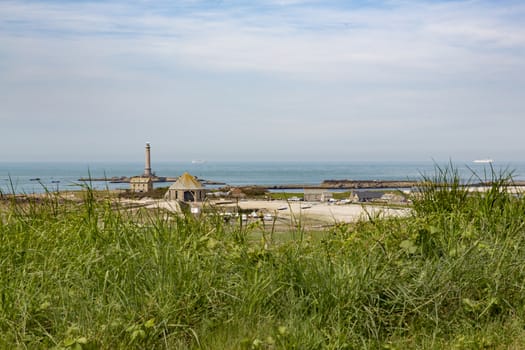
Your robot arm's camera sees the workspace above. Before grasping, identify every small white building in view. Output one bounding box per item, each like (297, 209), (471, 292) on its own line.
(130, 176), (153, 193)
(165, 172), (206, 202)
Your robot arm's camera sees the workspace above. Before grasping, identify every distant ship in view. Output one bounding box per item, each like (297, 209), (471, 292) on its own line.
(191, 160), (206, 164)
(473, 159), (494, 164)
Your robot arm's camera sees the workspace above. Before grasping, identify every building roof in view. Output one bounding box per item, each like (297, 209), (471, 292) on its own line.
(168, 172), (203, 190)
(356, 191), (384, 200)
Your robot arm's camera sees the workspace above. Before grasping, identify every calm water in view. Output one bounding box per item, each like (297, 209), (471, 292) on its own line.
(1, 161), (524, 194)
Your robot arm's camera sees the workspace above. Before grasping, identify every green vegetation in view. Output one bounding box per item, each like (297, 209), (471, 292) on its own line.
(267, 191), (352, 200)
(239, 187), (268, 197)
(119, 186), (169, 199)
(332, 191), (352, 200)
(2, 167), (525, 348)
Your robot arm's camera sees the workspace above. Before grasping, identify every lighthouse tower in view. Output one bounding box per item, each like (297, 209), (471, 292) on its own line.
(144, 142), (152, 177)
(130, 143), (154, 193)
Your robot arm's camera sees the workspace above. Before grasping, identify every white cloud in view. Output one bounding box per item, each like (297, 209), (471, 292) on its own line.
(0, 0), (524, 161)
(2, 0), (524, 80)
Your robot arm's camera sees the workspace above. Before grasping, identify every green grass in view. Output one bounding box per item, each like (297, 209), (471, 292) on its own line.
(267, 192), (304, 201)
(267, 191), (354, 200)
(1, 166), (525, 348)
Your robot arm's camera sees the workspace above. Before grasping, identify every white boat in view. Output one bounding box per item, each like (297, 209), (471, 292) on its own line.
(191, 160), (206, 164)
(473, 159), (494, 164)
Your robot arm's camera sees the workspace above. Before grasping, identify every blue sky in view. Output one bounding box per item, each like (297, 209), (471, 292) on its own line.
(1, 0), (524, 162)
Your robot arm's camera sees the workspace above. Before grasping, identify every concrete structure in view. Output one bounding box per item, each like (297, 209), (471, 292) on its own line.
(304, 189), (333, 202)
(165, 172), (206, 202)
(130, 176), (153, 193)
(144, 143), (152, 177)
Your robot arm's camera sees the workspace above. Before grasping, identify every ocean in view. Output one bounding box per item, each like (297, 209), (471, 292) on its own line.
(1, 160), (524, 194)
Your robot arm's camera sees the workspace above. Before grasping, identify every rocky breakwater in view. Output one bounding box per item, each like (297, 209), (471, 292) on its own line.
(263, 179), (418, 190)
(320, 179), (419, 189)
(77, 175), (224, 185)
(77, 176), (171, 183)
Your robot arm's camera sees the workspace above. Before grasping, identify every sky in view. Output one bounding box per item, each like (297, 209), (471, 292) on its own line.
(1, 0), (524, 162)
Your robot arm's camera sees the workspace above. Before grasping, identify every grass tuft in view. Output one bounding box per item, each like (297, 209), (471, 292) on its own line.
(1, 165), (525, 348)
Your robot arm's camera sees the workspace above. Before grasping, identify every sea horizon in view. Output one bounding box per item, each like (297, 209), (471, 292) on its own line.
(2, 160), (525, 195)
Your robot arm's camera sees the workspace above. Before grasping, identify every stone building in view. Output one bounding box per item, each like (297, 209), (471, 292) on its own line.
(354, 191), (385, 202)
(165, 172), (206, 202)
(130, 176), (153, 193)
(304, 189), (333, 202)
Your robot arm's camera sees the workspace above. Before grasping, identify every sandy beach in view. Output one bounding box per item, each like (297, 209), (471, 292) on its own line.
(228, 199), (410, 223)
(138, 198), (411, 227)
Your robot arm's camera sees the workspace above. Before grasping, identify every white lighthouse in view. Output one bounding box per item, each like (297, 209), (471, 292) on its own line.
(130, 142), (154, 193)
